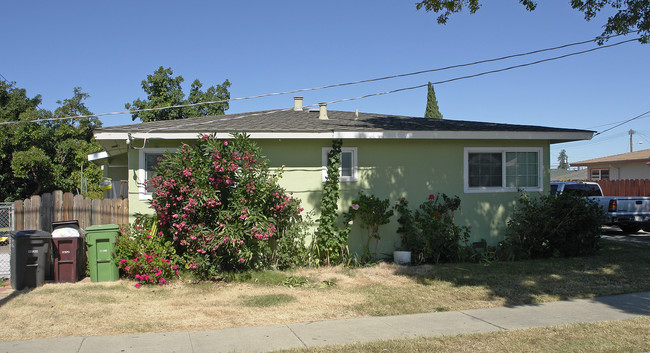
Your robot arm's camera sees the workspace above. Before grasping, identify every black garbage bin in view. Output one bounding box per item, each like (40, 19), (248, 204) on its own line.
(10, 230), (52, 290)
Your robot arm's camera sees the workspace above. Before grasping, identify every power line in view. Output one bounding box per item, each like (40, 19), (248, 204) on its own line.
(0, 35), (638, 127)
(594, 109), (650, 136)
(0, 73), (9, 82)
(115, 33), (626, 121)
(321, 37), (640, 106)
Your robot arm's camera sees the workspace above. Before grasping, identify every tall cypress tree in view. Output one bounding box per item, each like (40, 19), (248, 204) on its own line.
(424, 82), (443, 119)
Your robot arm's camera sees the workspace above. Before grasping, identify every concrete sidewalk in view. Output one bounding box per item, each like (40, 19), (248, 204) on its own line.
(1, 292), (648, 353)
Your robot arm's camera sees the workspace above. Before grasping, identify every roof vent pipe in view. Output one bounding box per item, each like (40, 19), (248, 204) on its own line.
(319, 102), (328, 120)
(293, 96), (303, 111)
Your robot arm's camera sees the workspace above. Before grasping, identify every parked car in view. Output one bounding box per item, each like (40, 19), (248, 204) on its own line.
(551, 181), (650, 234)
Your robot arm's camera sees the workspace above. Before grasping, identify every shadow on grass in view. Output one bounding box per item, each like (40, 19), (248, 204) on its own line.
(0, 287), (31, 308)
(392, 239), (650, 312)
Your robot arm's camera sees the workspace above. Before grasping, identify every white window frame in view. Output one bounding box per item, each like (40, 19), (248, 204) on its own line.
(464, 147), (543, 193)
(590, 168), (609, 181)
(138, 148), (177, 200)
(322, 147), (358, 183)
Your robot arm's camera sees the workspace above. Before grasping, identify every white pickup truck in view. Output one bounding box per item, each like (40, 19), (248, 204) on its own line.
(550, 181), (650, 234)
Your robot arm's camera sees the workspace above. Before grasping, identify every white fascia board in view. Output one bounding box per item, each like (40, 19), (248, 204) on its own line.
(95, 132), (337, 140)
(88, 150), (110, 161)
(94, 130), (593, 141)
(334, 130), (594, 141)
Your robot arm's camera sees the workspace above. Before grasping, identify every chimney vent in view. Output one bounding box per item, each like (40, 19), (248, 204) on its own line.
(293, 96), (303, 111)
(318, 103), (328, 120)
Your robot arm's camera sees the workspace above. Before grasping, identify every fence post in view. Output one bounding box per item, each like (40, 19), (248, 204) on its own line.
(14, 200), (24, 231)
(29, 195), (41, 231)
(53, 190), (63, 222)
(41, 192), (53, 231)
(91, 199), (102, 225)
(101, 199), (112, 225)
(74, 195), (90, 230)
(120, 198), (129, 225)
(63, 192), (74, 221)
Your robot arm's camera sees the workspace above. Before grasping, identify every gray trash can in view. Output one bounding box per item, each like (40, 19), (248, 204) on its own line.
(10, 230), (53, 290)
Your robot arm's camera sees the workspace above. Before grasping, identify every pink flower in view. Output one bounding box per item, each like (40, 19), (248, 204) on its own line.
(351, 204), (360, 210)
(223, 140), (228, 146)
(135, 283), (142, 288)
(435, 213), (441, 218)
(239, 258), (245, 263)
(428, 194), (435, 200)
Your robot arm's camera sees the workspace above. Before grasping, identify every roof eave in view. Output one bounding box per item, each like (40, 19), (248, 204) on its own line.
(95, 130), (594, 141)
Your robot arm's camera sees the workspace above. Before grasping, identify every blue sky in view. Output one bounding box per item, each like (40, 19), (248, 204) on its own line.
(2, 1), (649, 166)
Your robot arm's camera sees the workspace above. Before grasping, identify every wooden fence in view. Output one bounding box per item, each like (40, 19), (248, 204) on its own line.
(596, 179), (650, 197)
(13, 190), (128, 231)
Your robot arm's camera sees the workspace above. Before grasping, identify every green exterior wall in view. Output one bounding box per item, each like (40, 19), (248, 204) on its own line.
(125, 137), (550, 257)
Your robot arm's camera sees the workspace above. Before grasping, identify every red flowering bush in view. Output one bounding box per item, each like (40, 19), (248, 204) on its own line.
(149, 133), (304, 278)
(114, 214), (179, 287)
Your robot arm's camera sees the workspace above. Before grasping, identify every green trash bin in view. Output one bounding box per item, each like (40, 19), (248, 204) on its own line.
(85, 224), (120, 282)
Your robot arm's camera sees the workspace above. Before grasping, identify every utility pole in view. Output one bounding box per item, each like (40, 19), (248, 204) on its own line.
(629, 129), (635, 152)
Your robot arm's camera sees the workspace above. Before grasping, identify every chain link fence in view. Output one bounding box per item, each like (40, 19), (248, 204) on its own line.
(0, 203), (13, 279)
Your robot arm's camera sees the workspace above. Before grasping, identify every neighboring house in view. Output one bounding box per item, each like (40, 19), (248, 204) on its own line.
(571, 149), (650, 181)
(89, 97), (593, 254)
(550, 168), (588, 182)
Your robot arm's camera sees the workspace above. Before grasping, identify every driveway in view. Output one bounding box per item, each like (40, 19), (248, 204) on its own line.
(602, 227), (650, 245)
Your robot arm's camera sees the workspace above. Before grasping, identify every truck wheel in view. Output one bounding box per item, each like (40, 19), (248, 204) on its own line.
(619, 224), (642, 234)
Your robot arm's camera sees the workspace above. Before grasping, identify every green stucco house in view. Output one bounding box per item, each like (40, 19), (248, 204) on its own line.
(89, 97), (593, 255)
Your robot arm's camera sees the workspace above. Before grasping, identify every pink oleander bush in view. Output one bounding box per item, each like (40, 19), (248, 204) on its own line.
(149, 133), (305, 279)
(114, 214), (179, 287)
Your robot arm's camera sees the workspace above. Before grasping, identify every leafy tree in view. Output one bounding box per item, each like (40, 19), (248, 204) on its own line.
(126, 66), (231, 122)
(424, 82), (443, 119)
(0, 81), (103, 201)
(415, 0), (650, 43)
(557, 149), (569, 169)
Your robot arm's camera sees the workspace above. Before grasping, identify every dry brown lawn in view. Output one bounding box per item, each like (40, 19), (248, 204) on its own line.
(0, 240), (648, 342)
(0, 264), (461, 341)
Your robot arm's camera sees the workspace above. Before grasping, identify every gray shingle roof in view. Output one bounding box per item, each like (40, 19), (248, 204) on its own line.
(96, 109), (592, 135)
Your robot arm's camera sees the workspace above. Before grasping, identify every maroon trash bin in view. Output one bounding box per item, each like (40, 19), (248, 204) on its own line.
(52, 237), (81, 283)
(52, 220), (83, 283)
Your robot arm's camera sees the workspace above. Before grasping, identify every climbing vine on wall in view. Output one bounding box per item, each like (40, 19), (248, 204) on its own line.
(313, 139), (348, 265)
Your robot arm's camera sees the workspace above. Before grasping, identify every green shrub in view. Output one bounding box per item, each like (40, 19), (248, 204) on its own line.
(502, 192), (605, 260)
(394, 194), (472, 264)
(344, 192), (394, 262)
